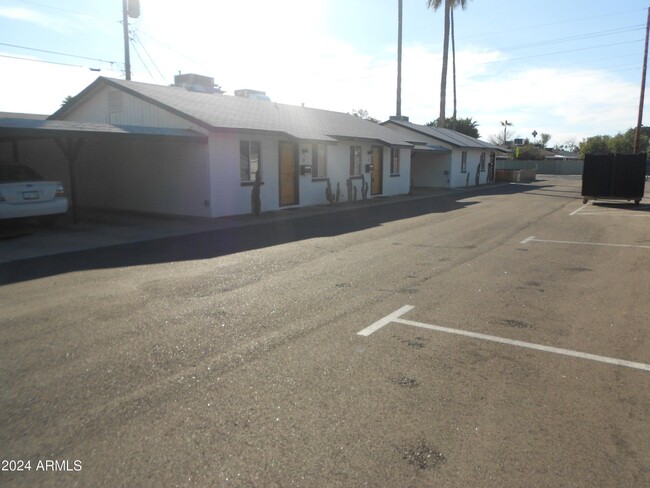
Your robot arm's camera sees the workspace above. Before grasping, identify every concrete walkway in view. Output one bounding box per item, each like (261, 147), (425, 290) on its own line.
(0, 185), (497, 264)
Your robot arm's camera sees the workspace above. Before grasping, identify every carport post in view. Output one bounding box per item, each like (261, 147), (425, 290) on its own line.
(11, 140), (20, 163)
(55, 137), (84, 224)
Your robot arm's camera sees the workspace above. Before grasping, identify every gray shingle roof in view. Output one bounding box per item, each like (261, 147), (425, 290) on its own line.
(0, 112), (48, 120)
(383, 119), (503, 151)
(0, 117), (205, 140)
(53, 77), (411, 147)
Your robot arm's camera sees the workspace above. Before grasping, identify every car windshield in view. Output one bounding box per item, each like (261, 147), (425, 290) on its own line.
(0, 164), (44, 182)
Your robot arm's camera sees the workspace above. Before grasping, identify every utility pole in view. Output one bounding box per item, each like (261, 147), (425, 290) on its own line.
(396, 0), (403, 117)
(122, 0), (131, 80)
(634, 7), (649, 154)
(122, 0), (140, 80)
(501, 120), (513, 146)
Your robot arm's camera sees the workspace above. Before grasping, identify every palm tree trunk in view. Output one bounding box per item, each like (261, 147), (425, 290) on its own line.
(438, 0), (451, 128)
(396, 0), (403, 117)
(451, 6), (457, 131)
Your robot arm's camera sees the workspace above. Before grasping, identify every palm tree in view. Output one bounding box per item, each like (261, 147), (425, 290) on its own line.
(396, 0), (403, 117)
(427, 0), (451, 128)
(427, 0), (471, 129)
(501, 120), (513, 146)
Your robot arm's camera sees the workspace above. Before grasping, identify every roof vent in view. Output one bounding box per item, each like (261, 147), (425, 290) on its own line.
(389, 115), (409, 122)
(234, 89), (271, 102)
(174, 73), (223, 94)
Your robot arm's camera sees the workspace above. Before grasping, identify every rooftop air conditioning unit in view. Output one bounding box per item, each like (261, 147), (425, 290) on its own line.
(174, 73), (222, 94)
(234, 89), (271, 102)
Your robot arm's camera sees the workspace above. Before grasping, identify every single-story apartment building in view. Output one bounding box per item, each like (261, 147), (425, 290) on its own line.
(382, 117), (504, 188)
(3, 76), (413, 219)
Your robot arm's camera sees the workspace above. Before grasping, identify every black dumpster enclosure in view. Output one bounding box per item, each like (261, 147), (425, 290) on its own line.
(581, 153), (647, 204)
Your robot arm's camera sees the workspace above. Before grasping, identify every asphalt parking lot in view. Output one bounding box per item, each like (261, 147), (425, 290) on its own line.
(1, 176), (649, 487)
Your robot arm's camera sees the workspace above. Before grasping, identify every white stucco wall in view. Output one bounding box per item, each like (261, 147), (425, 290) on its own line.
(207, 133), (411, 218)
(449, 148), (490, 188)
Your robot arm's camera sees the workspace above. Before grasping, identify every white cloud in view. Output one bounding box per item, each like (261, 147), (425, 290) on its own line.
(0, 6), (80, 33)
(458, 64), (642, 143)
(0, 54), (122, 115)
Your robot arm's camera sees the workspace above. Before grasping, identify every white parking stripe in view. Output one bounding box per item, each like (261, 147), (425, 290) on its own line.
(357, 305), (414, 336)
(359, 307), (650, 372)
(578, 212), (650, 217)
(520, 236), (650, 249)
(569, 202), (590, 216)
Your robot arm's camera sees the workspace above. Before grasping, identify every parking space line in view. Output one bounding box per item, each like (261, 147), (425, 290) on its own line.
(570, 201), (650, 217)
(357, 305), (414, 336)
(520, 236), (650, 249)
(577, 212), (650, 218)
(359, 306), (650, 372)
(569, 202), (590, 216)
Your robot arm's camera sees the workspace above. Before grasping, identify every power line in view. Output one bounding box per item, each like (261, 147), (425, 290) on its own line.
(497, 25), (644, 53)
(0, 42), (119, 66)
(132, 31), (165, 81)
(137, 30), (213, 72)
(457, 7), (647, 41)
(129, 41), (154, 79)
(0, 53), (106, 70)
(464, 39), (644, 68)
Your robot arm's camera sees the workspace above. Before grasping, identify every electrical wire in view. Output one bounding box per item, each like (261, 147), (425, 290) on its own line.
(129, 41), (154, 79)
(476, 39), (645, 66)
(0, 52), (105, 70)
(456, 7), (647, 41)
(495, 25), (645, 53)
(0, 42), (118, 66)
(132, 31), (165, 81)
(137, 30), (213, 72)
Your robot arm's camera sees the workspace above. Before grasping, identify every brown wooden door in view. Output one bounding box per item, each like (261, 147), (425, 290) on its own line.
(279, 142), (298, 206)
(371, 145), (383, 195)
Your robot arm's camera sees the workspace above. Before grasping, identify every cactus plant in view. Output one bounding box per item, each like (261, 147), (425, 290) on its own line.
(325, 179), (335, 205)
(325, 180), (342, 205)
(360, 174), (369, 200)
(251, 169), (262, 217)
(346, 178), (353, 203)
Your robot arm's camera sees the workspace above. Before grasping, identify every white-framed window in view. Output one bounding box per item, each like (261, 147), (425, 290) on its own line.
(390, 147), (400, 175)
(312, 144), (327, 178)
(240, 140), (261, 182)
(350, 145), (362, 176)
(461, 151), (467, 173)
(480, 152), (486, 172)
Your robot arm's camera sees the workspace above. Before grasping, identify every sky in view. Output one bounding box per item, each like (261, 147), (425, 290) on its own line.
(0, 0), (648, 148)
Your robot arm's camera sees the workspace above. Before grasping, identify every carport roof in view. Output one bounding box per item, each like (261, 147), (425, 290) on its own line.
(51, 77), (412, 147)
(412, 143), (451, 153)
(382, 119), (505, 152)
(0, 117), (207, 141)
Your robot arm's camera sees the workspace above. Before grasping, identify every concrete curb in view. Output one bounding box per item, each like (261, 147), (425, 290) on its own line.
(0, 183), (511, 264)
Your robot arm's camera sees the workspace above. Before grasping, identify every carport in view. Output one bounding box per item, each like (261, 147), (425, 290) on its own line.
(0, 117), (209, 222)
(411, 143), (452, 188)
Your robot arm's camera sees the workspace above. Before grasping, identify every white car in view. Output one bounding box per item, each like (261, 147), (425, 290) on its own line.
(0, 163), (69, 223)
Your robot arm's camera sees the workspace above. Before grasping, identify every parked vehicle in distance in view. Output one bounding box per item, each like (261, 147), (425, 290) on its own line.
(0, 163), (69, 223)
